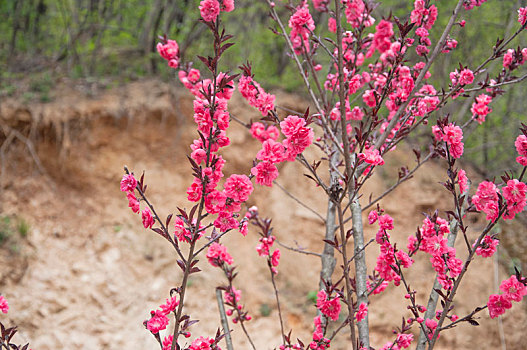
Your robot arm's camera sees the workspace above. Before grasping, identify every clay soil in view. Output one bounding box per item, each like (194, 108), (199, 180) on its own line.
(0, 79), (525, 349)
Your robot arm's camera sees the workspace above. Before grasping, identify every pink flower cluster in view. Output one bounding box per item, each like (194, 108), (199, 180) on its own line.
(412, 85), (440, 118)
(308, 315), (331, 350)
(488, 275), (527, 318)
(449, 68), (474, 97)
(411, 216), (462, 290)
(463, 0), (487, 11)
(474, 235), (499, 258)
(0, 295), (8, 314)
(250, 122), (280, 143)
(316, 289), (341, 321)
(369, 211), (414, 286)
(255, 235), (281, 274)
(372, 20), (394, 55)
(432, 122), (464, 159)
(199, 0), (234, 22)
(519, 7), (527, 26)
(120, 174), (142, 214)
(288, 2), (315, 54)
(502, 179), (527, 220)
(503, 48), (527, 69)
(157, 39), (180, 69)
(472, 181), (499, 221)
(238, 75), (276, 116)
(458, 169), (468, 194)
(189, 336), (221, 350)
(206, 242), (234, 267)
(410, 0), (437, 30)
(146, 295), (180, 334)
(329, 100), (364, 122)
(251, 115), (314, 187)
(378, 333), (414, 350)
(471, 94), (493, 124)
(515, 134), (527, 166)
(359, 147), (385, 168)
(355, 302), (368, 322)
(342, 0), (374, 29)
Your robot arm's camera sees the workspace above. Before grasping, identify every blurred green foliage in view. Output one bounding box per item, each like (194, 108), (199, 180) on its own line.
(0, 0), (526, 174)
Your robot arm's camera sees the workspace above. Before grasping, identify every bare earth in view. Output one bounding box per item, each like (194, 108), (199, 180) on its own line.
(0, 79), (525, 349)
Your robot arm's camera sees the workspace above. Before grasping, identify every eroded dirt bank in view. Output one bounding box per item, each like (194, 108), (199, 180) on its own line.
(0, 79), (525, 349)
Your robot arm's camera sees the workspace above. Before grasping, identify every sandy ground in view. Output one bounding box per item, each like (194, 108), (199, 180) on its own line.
(0, 79), (525, 349)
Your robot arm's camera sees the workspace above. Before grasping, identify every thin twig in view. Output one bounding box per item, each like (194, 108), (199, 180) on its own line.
(275, 237), (322, 257)
(274, 181), (325, 223)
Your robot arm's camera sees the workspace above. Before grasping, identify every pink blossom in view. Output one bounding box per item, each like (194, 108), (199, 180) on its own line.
(239, 220), (248, 236)
(160, 295), (179, 315)
(475, 235), (499, 258)
(359, 147), (385, 166)
(200, 0), (220, 22)
(174, 216), (192, 242)
(458, 169), (468, 194)
(316, 290), (341, 321)
(328, 17), (336, 33)
(503, 49), (514, 68)
(271, 249), (281, 267)
(127, 192), (140, 213)
(368, 210), (378, 224)
(0, 296), (8, 314)
(369, 280), (389, 295)
(280, 115), (306, 138)
(458, 68), (474, 85)
(516, 134), (527, 156)
(471, 94), (493, 124)
(283, 127), (314, 159)
(378, 214), (394, 230)
(356, 302), (368, 322)
(442, 123), (464, 159)
(396, 333), (413, 349)
(488, 294), (512, 319)
(251, 161), (279, 187)
(238, 76), (276, 116)
(224, 174), (253, 203)
(500, 275), (527, 302)
(502, 179), (527, 219)
(120, 174), (137, 192)
(205, 190), (227, 214)
(424, 318), (438, 339)
(516, 134), (527, 165)
(344, 0), (366, 28)
(396, 250), (414, 268)
(256, 236), (274, 256)
(519, 7), (527, 25)
(221, 0), (234, 12)
(157, 39), (179, 68)
(224, 287), (242, 304)
(206, 242), (234, 267)
(472, 181), (499, 221)
(256, 139), (285, 164)
(147, 310), (169, 333)
(288, 3), (315, 32)
(250, 122), (279, 143)
(162, 335), (173, 350)
(189, 336), (218, 350)
(142, 208), (155, 229)
(515, 134), (527, 166)
(362, 89), (377, 107)
(214, 211), (239, 233)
